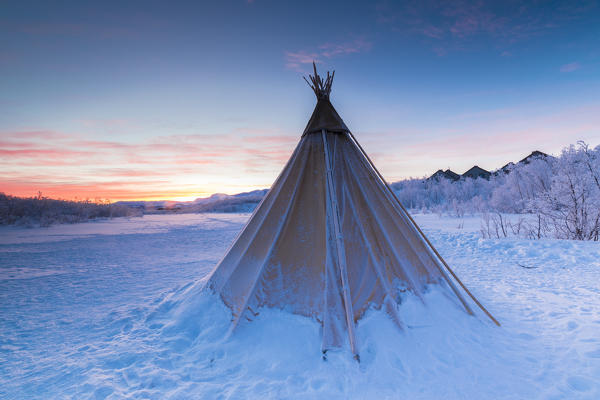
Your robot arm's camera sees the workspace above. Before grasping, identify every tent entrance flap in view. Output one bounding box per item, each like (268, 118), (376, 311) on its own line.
(322, 129), (357, 356)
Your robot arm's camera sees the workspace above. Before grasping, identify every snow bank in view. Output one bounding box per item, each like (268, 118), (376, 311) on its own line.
(0, 213), (249, 245)
(1, 214), (599, 399)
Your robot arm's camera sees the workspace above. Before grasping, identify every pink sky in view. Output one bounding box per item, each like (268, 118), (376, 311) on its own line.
(2, 102), (599, 201)
(0, 130), (297, 201)
(2, 1), (599, 201)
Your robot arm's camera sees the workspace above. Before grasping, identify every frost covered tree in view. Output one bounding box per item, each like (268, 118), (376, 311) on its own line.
(393, 141), (600, 241)
(0, 193), (141, 227)
(533, 143), (600, 240)
(488, 157), (553, 213)
(392, 173), (494, 216)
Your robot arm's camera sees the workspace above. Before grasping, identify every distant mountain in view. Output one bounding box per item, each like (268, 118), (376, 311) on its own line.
(116, 189), (268, 214)
(189, 190), (267, 213)
(499, 150), (551, 175)
(429, 169), (460, 181)
(462, 165), (491, 180)
(498, 162), (515, 175)
(519, 150), (549, 164)
(193, 193), (231, 204)
(429, 150), (550, 181)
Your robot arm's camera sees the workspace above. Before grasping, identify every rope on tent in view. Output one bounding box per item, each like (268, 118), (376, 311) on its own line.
(346, 130), (501, 327)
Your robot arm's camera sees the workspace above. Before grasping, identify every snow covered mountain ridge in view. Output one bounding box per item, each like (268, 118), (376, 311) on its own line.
(115, 189), (268, 214)
(428, 150), (550, 182)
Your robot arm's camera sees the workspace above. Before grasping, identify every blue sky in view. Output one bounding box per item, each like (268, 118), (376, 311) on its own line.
(1, 0), (599, 200)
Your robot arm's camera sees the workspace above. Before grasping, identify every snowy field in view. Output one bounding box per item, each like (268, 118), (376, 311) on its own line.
(1, 213), (599, 399)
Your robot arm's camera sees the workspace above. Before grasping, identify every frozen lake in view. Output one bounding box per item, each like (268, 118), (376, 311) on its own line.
(1, 213), (599, 399)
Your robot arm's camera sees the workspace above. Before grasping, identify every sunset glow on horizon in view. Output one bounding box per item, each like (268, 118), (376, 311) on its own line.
(2, 1), (599, 201)
(0, 129), (296, 201)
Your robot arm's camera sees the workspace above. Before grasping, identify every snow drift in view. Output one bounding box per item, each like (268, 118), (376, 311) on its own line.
(1, 214), (599, 399)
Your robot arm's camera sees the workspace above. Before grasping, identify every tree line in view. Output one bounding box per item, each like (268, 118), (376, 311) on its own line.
(392, 141), (600, 241)
(0, 192), (141, 227)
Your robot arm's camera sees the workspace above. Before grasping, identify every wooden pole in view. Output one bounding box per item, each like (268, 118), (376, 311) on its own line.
(322, 129), (360, 357)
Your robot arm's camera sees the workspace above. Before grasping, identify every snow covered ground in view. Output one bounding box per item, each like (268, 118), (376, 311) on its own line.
(1, 213), (599, 399)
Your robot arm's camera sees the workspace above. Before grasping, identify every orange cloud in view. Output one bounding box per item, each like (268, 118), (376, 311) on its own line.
(0, 129), (296, 201)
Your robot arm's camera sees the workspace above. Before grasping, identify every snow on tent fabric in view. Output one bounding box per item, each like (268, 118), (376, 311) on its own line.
(206, 63), (499, 357)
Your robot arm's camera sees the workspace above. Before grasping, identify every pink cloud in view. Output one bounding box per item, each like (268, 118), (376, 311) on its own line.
(0, 179), (198, 202)
(318, 38), (372, 58)
(92, 168), (182, 178)
(0, 128), (298, 200)
(285, 38), (372, 71)
(242, 134), (297, 144)
(79, 118), (135, 131)
(284, 50), (320, 71)
(376, 1), (593, 55)
(0, 146), (99, 166)
(4, 130), (71, 140)
(560, 62), (581, 72)
(421, 25), (444, 39)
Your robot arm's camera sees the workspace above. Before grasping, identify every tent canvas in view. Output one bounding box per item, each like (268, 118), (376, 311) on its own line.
(207, 64), (498, 357)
